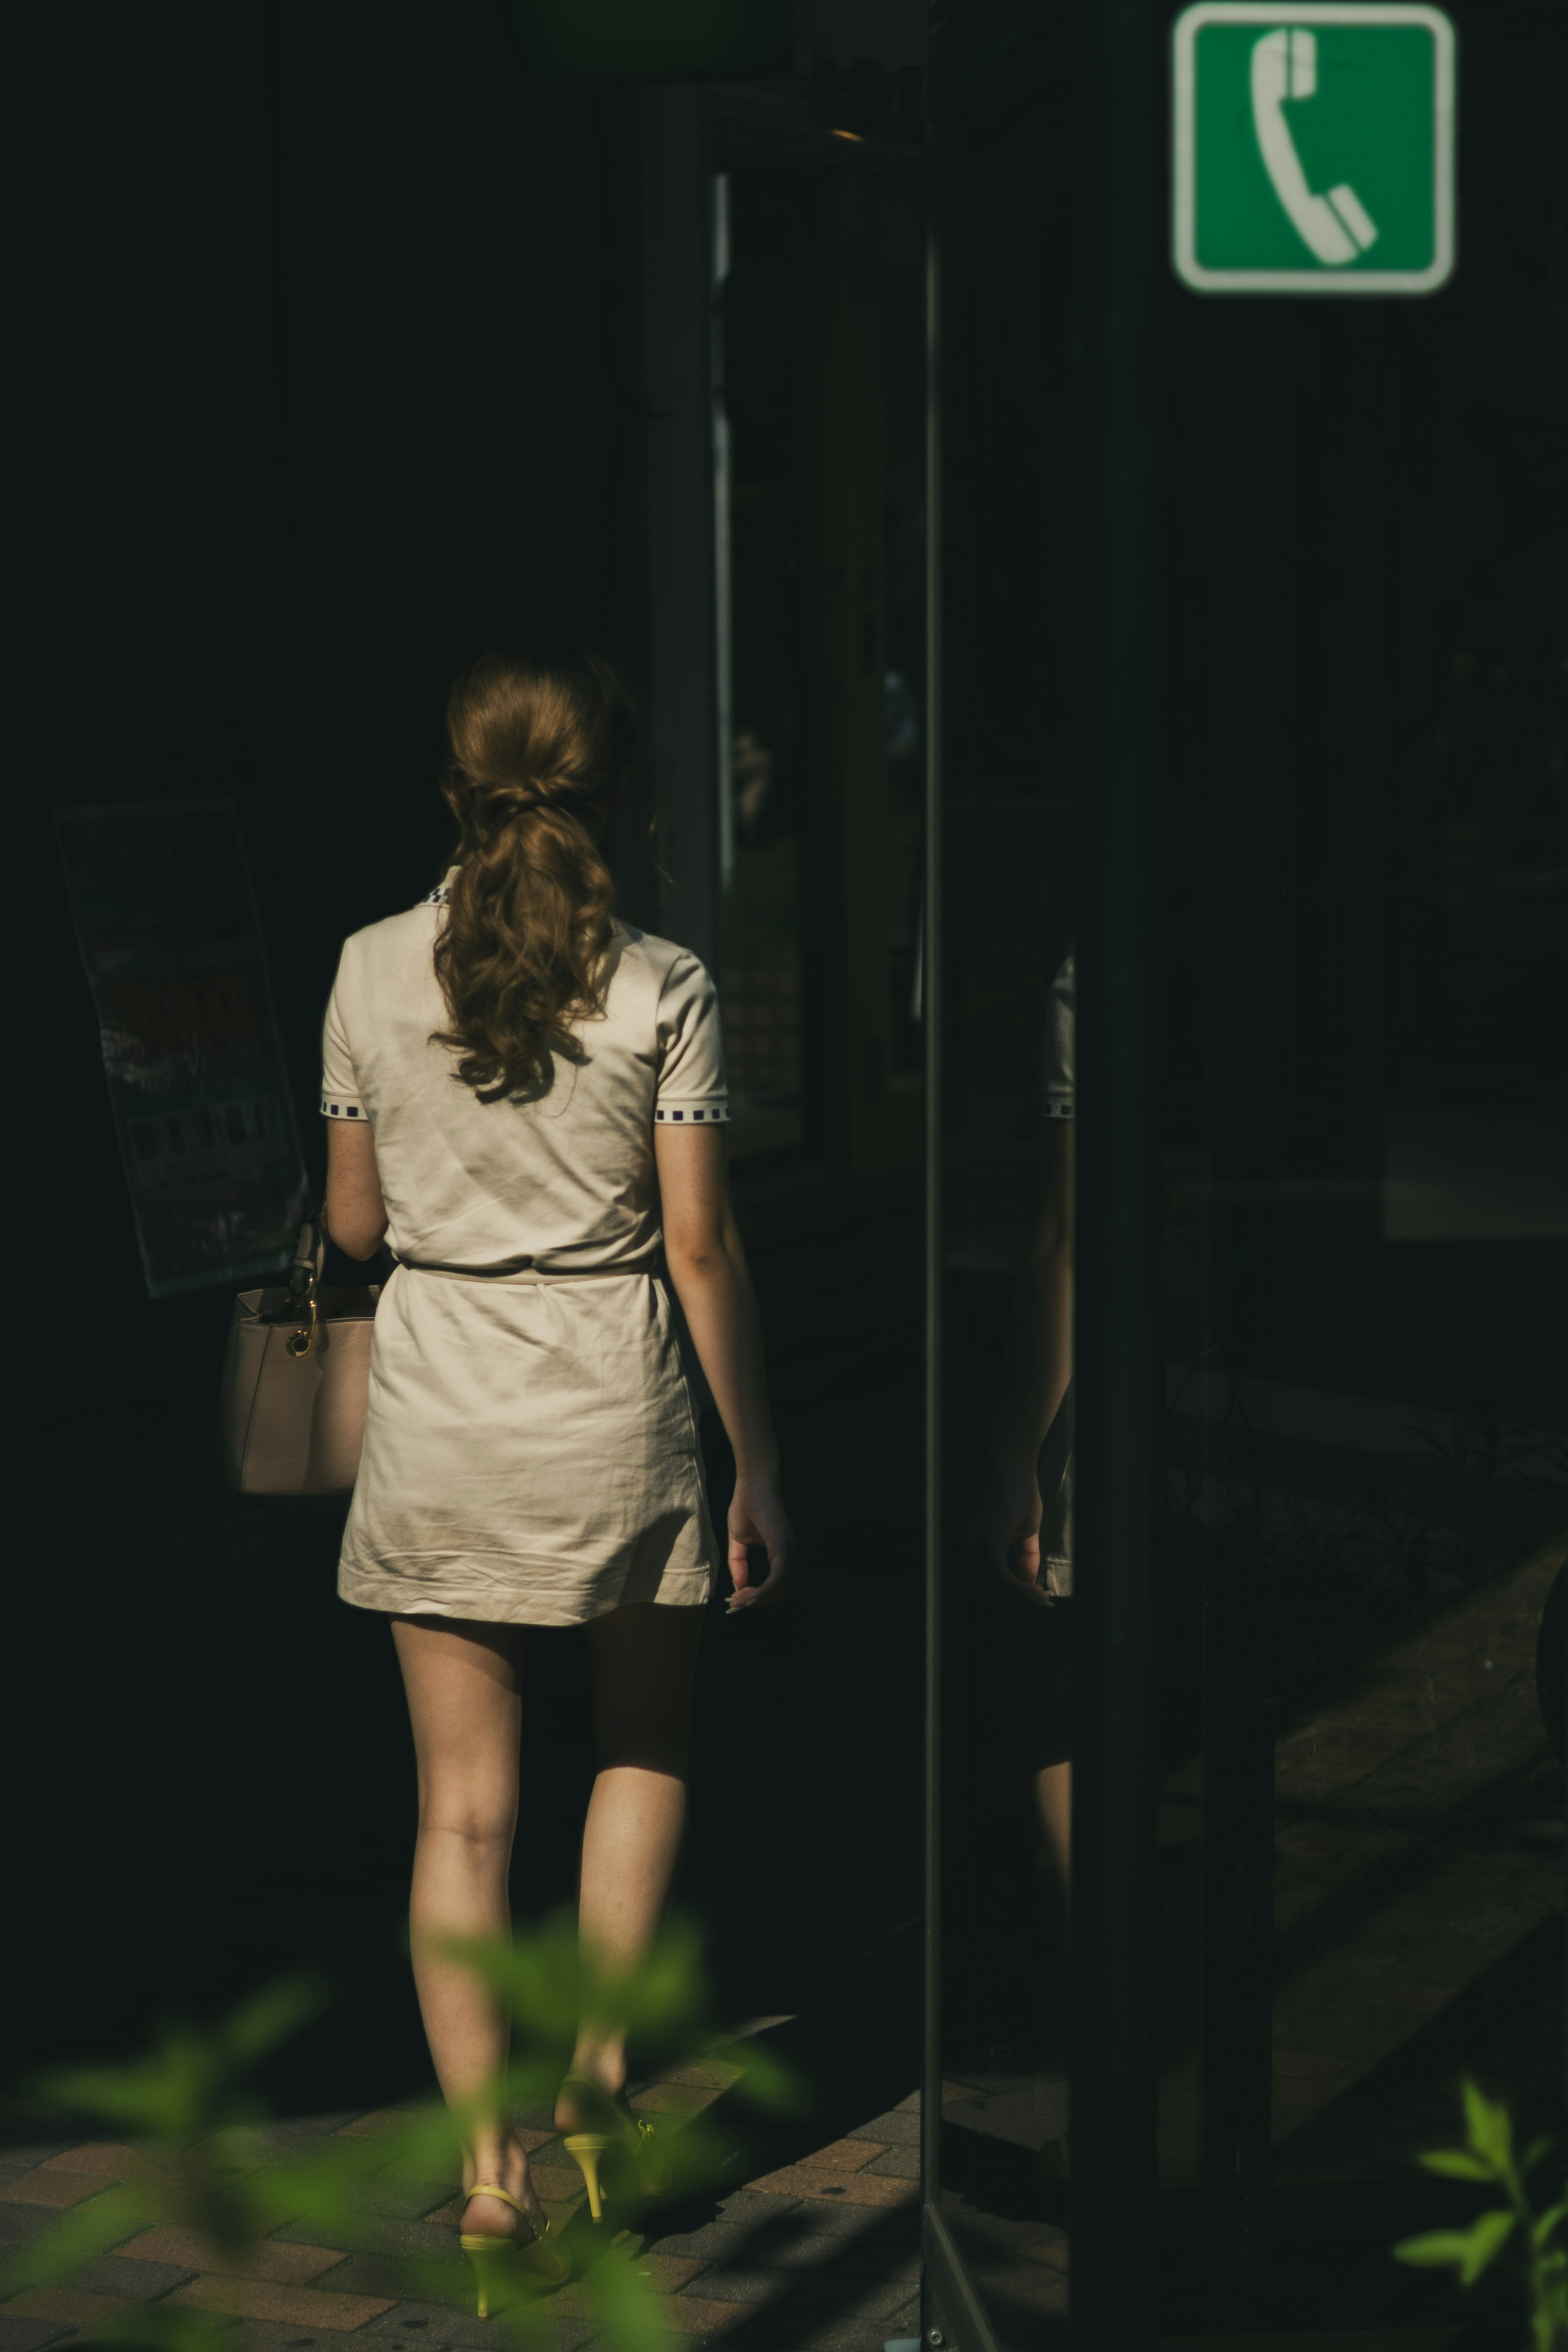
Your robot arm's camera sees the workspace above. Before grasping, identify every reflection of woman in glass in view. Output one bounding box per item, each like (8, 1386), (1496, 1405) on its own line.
(971, 954), (1075, 1901)
(733, 725), (775, 840)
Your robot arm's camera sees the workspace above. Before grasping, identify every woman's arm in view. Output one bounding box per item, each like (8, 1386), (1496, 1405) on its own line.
(655, 1124), (793, 1611)
(325, 1117), (389, 1261)
(971, 1120), (1074, 1599)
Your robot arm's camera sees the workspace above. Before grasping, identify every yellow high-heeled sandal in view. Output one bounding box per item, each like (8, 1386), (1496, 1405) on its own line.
(558, 2074), (668, 2222)
(458, 2184), (570, 2316)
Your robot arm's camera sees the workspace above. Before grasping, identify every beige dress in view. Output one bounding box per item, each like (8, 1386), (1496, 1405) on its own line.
(321, 880), (723, 1625)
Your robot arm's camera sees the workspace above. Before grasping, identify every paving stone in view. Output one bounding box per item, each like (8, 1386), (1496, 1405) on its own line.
(657, 2291), (753, 2339)
(0, 2317), (73, 2352)
(116, 2229), (347, 2285)
(272, 2217), (469, 2260)
(650, 2217), (870, 2272)
(668, 2267), (788, 2308)
(517, 2272), (700, 2332)
(653, 2061), (742, 2094)
(722, 2291), (923, 2352)
(644, 2221), (766, 2266)
(168, 2274), (396, 2330)
(357, 2179), (466, 2223)
(860, 2148), (920, 2179)
(73, 2251), (195, 2299)
(777, 2274), (918, 2323)
(630, 2083), (722, 2117)
(0, 2172), (106, 2210)
(785, 2141), (884, 2174)
(334, 2111), (434, 2141)
(256, 2113), (367, 2144)
(40, 2144), (200, 2183)
(4, 2287), (131, 2327)
(356, 2300), (593, 2352)
(845, 2110), (920, 2146)
(517, 2165), (582, 2209)
(309, 2254), (468, 2306)
(222, 2327), (339, 2352)
(215, 2118), (364, 2166)
(0, 2206), (59, 2251)
(1017, 2229), (1070, 2270)
(1005, 2270), (1072, 2317)
(939, 2202), (1058, 2258)
(627, 2254), (706, 2294)
(782, 2201), (919, 2246)
(708, 2193), (805, 2230)
(742, 2167), (915, 2209)
(374, 2160), (462, 2189)
(828, 2240), (922, 2283)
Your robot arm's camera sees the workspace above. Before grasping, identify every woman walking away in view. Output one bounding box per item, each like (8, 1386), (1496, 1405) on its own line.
(321, 647), (794, 2314)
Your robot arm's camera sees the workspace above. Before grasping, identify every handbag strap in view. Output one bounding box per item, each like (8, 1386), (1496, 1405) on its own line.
(282, 1205), (328, 1355)
(285, 1207), (327, 1300)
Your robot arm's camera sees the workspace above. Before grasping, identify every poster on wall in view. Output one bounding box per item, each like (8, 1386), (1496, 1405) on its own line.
(57, 800), (309, 1298)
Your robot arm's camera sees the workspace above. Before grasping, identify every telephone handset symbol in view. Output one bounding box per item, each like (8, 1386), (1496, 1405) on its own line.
(1252, 28), (1378, 265)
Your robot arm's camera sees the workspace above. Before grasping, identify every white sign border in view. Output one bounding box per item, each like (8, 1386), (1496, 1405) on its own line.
(1172, 1), (1456, 296)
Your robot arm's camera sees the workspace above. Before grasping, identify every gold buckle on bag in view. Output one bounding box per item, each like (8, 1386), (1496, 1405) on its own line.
(284, 1297), (318, 1357)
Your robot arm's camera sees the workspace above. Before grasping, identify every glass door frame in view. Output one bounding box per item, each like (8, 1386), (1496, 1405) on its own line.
(920, 3), (1165, 2339)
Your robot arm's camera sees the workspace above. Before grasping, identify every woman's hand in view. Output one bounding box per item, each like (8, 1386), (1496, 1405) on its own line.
(657, 1123), (791, 1614)
(726, 1477), (795, 1612)
(969, 1456), (1052, 1607)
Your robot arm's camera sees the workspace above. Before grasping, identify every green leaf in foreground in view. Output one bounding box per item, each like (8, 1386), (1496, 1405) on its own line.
(10, 1922), (809, 2352)
(1462, 2079), (1516, 2177)
(1395, 2078), (1568, 2351)
(1394, 2210), (1514, 2283)
(1418, 2148), (1497, 2183)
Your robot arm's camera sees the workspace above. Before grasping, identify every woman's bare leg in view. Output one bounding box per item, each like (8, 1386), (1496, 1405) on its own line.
(557, 1602), (704, 2114)
(1033, 1760), (1072, 1904)
(392, 1615), (541, 2240)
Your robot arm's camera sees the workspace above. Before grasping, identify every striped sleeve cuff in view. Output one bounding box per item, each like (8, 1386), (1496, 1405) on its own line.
(654, 1099), (730, 1125)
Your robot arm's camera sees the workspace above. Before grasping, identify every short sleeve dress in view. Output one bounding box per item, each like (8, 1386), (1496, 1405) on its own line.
(321, 876), (722, 1626)
(1039, 951), (1074, 1601)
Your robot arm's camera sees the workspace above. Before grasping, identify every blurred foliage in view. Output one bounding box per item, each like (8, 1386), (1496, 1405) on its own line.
(1394, 2077), (1567, 2350)
(6, 1915), (804, 2350)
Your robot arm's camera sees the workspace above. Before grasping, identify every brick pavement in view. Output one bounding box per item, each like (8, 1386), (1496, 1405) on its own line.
(1, 2076), (924, 2352)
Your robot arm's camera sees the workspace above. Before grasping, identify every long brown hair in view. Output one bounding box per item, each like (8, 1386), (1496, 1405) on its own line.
(432, 646), (632, 1102)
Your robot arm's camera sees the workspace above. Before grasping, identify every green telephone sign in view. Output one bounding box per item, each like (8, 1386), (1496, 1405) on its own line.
(1172, 4), (1455, 294)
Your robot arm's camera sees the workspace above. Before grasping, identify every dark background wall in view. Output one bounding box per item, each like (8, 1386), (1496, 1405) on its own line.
(10, 2), (615, 2081)
(18, 1), (611, 1423)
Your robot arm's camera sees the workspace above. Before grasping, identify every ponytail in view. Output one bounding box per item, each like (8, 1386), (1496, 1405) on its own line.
(431, 647), (631, 1103)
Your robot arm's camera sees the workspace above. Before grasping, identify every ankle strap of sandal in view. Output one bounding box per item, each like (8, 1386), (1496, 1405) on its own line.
(466, 2184), (526, 2216)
